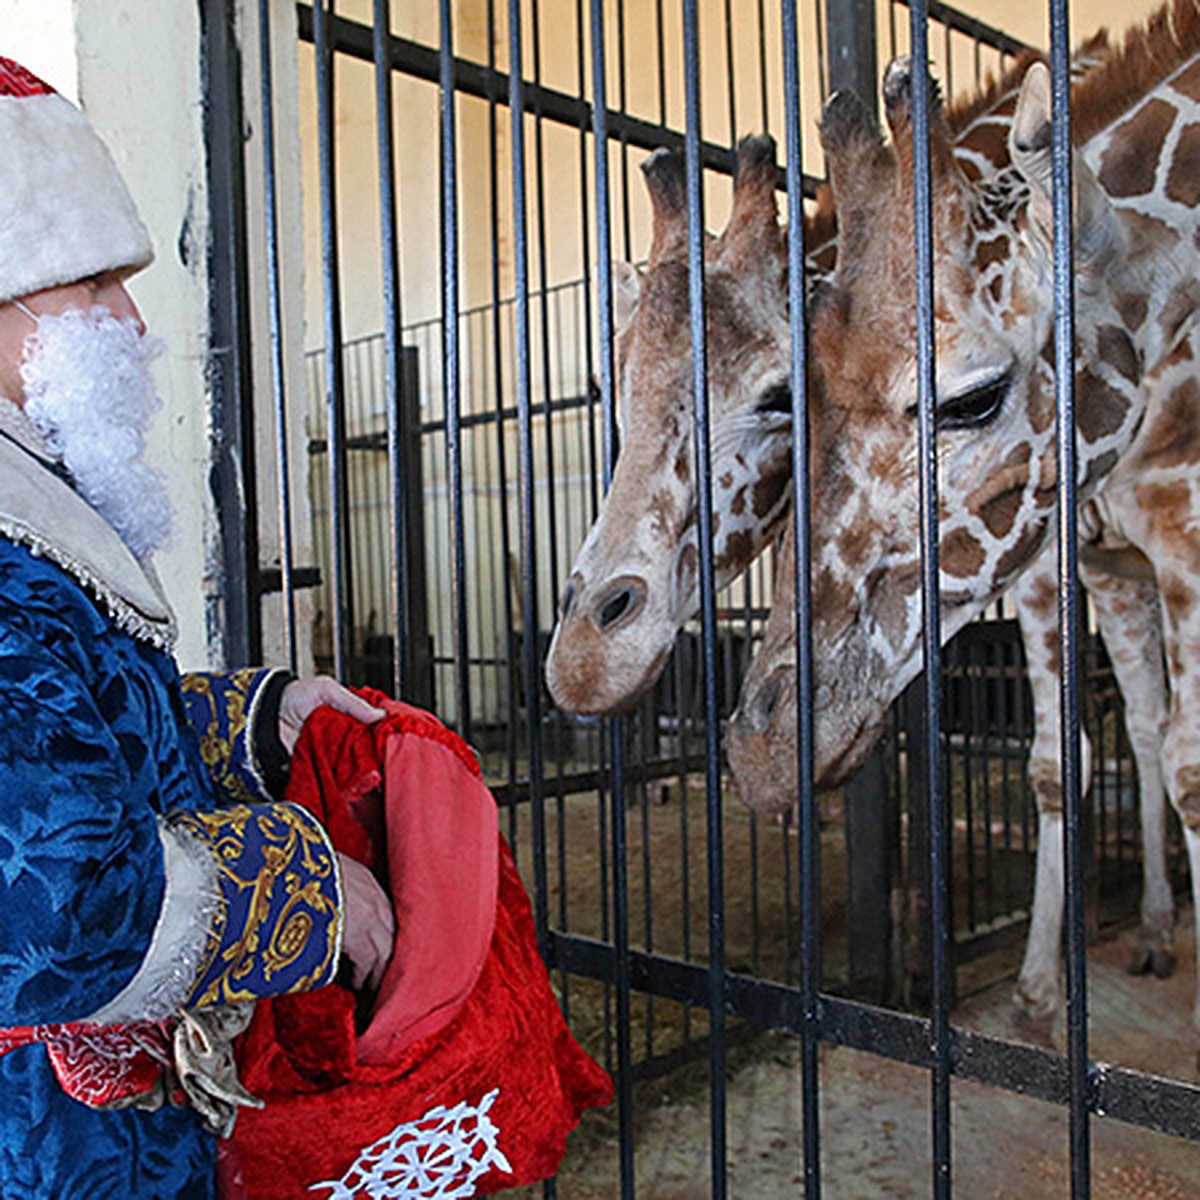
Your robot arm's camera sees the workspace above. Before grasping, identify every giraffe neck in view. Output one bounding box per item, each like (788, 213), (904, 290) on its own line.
(1081, 56), (1200, 371)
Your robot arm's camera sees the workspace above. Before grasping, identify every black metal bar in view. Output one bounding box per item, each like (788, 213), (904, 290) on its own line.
(312, 0), (353, 678)
(908, 5), (952, 1195)
(255, 0), (298, 672)
(371, 0), (406, 700)
(295, 4), (825, 196)
(1047, 0), (1091, 1193)
(681, 4), (726, 1194)
(550, 932), (1200, 1144)
(757, 0), (769, 133)
(781, 1), (821, 1192)
(724, 0), (738, 144)
(484, 0), (521, 834)
(201, 0), (261, 667)
(824, 0), (878, 119)
(438, 0), (472, 742)
(396, 349), (433, 709)
(590, 2), (635, 1193)
(508, 0), (550, 965)
(655, 0), (668, 128)
(616, 0), (633, 261)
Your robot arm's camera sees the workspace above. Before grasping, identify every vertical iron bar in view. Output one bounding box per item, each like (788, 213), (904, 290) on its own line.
(757, 0), (769, 133)
(313, 0), (353, 679)
(590, 3), (635, 1193)
(371, 0), (406, 699)
(511, 0), (552, 963)
(1048, 0), (1091, 1192)
(655, 0), (668, 129)
(485, 0), (521, 815)
(908, 5), (952, 1196)
(724, 0), (738, 144)
(825, 0), (879, 120)
(256, 0), (298, 671)
(573, 0), (599, 523)
(202, 0), (260, 668)
(439, 0), (472, 741)
(963, 649), (977, 932)
(781, 0), (820, 1192)
(681, 4), (727, 1194)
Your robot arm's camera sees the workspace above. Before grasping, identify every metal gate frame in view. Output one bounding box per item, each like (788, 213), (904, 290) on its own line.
(202, 2), (1200, 1197)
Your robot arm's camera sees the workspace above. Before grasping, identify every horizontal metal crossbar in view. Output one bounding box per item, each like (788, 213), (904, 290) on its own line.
(550, 931), (1200, 1145)
(892, 0), (1029, 57)
(294, 3), (825, 195)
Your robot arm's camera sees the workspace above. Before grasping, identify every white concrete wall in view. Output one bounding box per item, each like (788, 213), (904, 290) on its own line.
(0, 0), (321, 674)
(0, 0), (217, 668)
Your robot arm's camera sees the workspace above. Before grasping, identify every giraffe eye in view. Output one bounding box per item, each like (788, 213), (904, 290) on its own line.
(929, 371), (1012, 430)
(756, 381), (792, 415)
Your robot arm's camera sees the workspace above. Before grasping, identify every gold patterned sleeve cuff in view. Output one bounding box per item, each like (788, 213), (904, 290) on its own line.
(180, 668), (291, 803)
(174, 801), (344, 1008)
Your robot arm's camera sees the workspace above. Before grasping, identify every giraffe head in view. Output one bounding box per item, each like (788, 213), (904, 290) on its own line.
(727, 59), (1146, 810)
(545, 137), (794, 714)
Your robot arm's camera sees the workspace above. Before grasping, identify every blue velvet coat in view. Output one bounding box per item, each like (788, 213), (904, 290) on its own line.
(0, 526), (343, 1198)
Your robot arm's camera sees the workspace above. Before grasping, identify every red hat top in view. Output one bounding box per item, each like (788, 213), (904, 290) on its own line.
(0, 57), (56, 98)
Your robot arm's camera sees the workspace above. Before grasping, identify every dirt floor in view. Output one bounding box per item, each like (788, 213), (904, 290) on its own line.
(494, 779), (1200, 1198)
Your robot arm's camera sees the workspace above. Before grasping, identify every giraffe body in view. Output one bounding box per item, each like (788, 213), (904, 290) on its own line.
(728, 1), (1200, 1048)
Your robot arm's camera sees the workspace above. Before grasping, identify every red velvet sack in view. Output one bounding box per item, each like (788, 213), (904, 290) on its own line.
(220, 694), (611, 1198)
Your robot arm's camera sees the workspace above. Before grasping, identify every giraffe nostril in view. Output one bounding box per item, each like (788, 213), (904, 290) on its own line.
(593, 578), (647, 632)
(747, 669), (794, 733)
(559, 581), (576, 621)
(759, 677), (781, 725)
(598, 589), (633, 629)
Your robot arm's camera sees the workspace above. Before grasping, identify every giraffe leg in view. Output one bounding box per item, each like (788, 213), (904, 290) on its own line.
(1008, 561), (1090, 1045)
(1152, 584), (1200, 1065)
(1080, 566), (1174, 979)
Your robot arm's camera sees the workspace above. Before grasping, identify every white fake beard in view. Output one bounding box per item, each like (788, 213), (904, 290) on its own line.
(20, 306), (174, 559)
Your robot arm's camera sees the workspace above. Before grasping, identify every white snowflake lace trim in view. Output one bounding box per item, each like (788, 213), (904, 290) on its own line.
(308, 1089), (512, 1199)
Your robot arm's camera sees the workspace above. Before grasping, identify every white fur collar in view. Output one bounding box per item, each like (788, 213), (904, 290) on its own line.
(0, 397), (176, 649)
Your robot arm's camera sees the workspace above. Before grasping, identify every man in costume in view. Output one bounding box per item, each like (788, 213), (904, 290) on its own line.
(0, 55), (396, 1197)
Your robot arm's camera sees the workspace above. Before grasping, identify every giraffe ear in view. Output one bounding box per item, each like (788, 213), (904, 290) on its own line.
(1011, 61), (1118, 268)
(612, 260), (643, 336)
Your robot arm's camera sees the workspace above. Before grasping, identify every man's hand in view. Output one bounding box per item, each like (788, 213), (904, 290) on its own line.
(279, 677), (385, 754)
(337, 853), (395, 992)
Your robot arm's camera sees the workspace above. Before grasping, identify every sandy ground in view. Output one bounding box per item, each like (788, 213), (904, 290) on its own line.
(496, 780), (1199, 1198)
(509, 914), (1200, 1198)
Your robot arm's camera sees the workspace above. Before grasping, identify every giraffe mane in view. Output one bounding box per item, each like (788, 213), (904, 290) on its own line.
(1071, 0), (1200, 146)
(803, 34), (1107, 255)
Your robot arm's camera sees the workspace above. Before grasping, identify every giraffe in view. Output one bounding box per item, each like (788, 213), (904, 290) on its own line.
(726, 0), (1200, 1049)
(542, 38), (1112, 716)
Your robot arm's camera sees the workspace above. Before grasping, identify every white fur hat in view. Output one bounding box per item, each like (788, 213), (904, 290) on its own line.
(0, 56), (153, 304)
